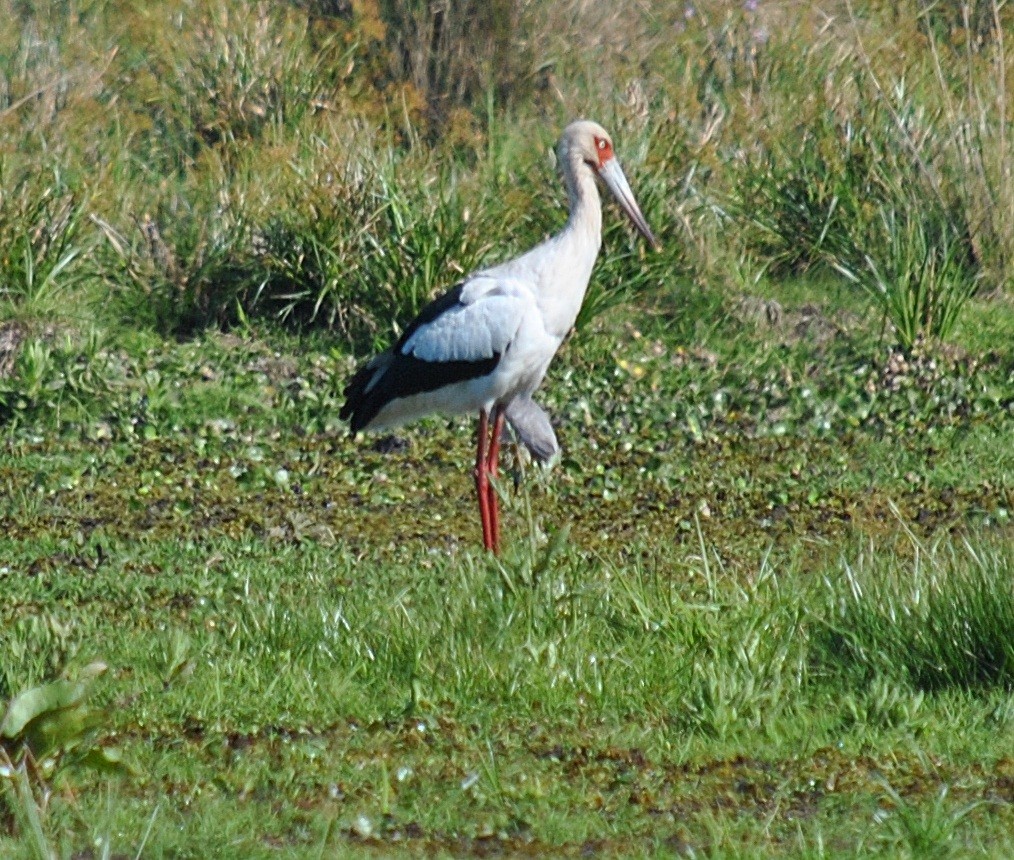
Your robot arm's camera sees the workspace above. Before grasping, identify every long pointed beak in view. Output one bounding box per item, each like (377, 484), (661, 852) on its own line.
(598, 158), (660, 250)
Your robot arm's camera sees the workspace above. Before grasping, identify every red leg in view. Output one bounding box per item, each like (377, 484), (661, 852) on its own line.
(485, 406), (506, 554)
(474, 409), (494, 551)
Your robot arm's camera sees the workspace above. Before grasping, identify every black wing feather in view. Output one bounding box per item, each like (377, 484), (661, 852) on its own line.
(340, 283), (502, 432)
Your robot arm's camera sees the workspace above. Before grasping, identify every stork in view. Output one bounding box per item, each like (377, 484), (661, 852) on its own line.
(340, 120), (658, 553)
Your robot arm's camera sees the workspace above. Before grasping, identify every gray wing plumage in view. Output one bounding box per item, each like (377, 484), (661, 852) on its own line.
(402, 278), (529, 363)
(504, 395), (559, 463)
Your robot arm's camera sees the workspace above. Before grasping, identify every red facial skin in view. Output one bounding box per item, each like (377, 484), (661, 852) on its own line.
(593, 136), (614, 167)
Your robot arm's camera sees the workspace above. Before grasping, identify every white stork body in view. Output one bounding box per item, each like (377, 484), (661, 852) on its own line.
(341, 120), (658, 552)
(362, 273), (560, 430)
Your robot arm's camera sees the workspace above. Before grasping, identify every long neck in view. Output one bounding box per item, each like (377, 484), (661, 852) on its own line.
(493, 155), (605, 341)
(563, 157), (603, 251)
(527, 156), (602, 338)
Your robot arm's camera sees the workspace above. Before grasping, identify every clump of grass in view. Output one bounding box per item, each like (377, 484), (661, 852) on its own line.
(730, 67), (981, 348)
(0, 168), (91, 325)
(920, 0), (1014, 293)
(122, 1), (355, 167)
(874, 782), (988, 859)
(0, 329), (120, 427)
(916, 0), (1002, 50)
(0, 1), (112, 157)
(253, 155), (493, 346)
(686, 0), (778, 110)
(833, 203), (980, 350)
(710, 1), (1009, 349)
(732, 107), (883, 277)
(95, 191), (255, 336)
(819, 528), (1014, 691)
(669, 543), (809, 739)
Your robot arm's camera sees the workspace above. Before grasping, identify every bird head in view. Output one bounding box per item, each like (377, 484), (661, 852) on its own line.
(558, 120), (660, 250)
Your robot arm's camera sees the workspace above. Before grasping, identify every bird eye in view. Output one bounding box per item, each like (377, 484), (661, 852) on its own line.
(590, 136), (613, 168)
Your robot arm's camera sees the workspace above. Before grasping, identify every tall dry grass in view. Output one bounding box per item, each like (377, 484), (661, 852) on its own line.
(0, 0), (1010, 342)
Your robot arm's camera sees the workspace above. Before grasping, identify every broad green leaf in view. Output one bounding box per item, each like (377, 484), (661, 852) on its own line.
(0, 680), (89, 740)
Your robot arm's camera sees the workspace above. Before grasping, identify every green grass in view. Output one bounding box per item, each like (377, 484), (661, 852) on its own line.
(0, 318), (1013, 856)
(4, 527), (1014, 856)
(0, 168), (92, 326)
(3, 0), (1014, 855)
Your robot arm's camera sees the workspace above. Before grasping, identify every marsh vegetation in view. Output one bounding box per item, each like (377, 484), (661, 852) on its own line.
(2, 0), (1014, 855)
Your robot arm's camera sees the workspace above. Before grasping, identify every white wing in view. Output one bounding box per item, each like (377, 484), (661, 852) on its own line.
(401, 276), (536, 363)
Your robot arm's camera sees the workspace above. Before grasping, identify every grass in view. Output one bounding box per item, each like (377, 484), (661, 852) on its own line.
(3, 522), (1014, 855)
(0, 169), (92, 326)
(0, 319), (1012, 855)
(821, 526), (1014, 691)
(2, 0), (1014, 855)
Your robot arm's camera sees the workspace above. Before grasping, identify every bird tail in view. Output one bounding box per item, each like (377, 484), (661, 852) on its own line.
(339, 351), (393, 433)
